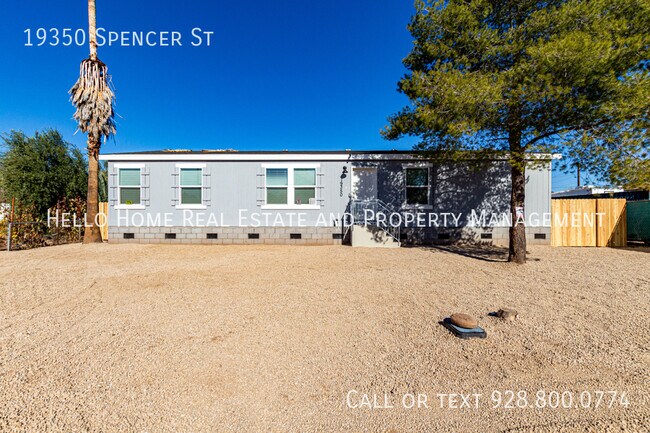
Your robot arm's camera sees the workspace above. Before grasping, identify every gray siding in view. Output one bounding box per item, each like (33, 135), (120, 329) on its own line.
(108, 160), (352, 227)
(106, 158), (551, 229)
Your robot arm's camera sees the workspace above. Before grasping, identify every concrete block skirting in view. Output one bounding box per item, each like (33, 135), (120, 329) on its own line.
(107, 225), (550, 246)
(108, 226), (344, 245)
(398, 226), (551, 246)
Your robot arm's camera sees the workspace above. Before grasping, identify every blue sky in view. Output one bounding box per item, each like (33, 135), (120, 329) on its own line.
(0, 0), (579, 190)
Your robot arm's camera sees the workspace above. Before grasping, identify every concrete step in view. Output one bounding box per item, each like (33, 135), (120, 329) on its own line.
(350, 225), (400, 248)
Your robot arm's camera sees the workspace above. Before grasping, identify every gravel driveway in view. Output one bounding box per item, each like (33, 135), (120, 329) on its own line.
(1, 244), (648, 432)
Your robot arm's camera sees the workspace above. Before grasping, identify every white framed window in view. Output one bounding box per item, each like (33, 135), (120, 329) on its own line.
(262, 164), (319, 209)
(266, 168), (289, 205)
(176, 164), (206, 209)
(293, 168), (316, 205)
(404, 166), (431, 207)
(116, 163), (145, 209)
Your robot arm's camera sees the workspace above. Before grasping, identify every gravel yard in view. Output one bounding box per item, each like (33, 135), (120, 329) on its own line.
(0, 244), (648, 432)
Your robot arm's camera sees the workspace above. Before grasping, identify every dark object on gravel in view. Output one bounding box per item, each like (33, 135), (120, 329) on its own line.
(450, 313), (478, 329)
(441, 318), (487, 339)
(497, 308), (518, 321)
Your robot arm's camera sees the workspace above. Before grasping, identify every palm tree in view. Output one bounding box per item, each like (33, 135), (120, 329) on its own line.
(70, 0), (115, 243)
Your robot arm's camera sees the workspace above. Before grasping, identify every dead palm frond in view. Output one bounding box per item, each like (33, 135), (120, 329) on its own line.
(69, 57), (116, 155)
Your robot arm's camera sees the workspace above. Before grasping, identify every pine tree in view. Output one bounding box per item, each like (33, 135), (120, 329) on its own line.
(383, 0), (649, 263)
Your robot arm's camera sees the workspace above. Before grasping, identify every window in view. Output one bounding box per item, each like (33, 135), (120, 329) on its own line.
(293, 168), (316, 205)
(118, 168), (141, 205)
(266, 168), (288, 205)
(180, 167), (202, 205)
(264, 167), (318, 207)
(405, 167), (430, 206)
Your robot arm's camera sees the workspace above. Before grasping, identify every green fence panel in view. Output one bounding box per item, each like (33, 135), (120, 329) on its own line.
(627, 200), (650, 242)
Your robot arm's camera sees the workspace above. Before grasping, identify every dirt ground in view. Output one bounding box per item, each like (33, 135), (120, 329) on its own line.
(0, 244), (648, 432)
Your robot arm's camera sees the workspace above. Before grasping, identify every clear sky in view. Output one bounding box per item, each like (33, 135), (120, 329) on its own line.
(0, 0), (579, 190)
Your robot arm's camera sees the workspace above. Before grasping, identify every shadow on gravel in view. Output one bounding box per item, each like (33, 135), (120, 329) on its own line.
(416, 244), (510, 263)
(621, 242), (650, 253)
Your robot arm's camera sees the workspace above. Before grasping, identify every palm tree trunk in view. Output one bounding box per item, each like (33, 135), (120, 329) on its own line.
(83, 0), (101, 243)
(84, 138), (103, 243)
(88, 0), (97, 61)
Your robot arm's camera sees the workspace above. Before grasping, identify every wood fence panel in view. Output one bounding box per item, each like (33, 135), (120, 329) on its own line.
(551, 198), (626, 247)
(99, 202), (108, 241)
(551, 200), (560, 246)
(595, 199), (627, 247)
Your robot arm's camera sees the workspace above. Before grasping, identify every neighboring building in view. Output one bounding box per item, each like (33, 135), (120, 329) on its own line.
(99, 150), (556, 246)
(552, 186), (649, 201)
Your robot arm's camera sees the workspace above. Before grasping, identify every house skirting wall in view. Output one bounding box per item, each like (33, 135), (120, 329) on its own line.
(108, 226), (344, 245)
(399, 226), (551, 246)
(108, 225), (550, 246)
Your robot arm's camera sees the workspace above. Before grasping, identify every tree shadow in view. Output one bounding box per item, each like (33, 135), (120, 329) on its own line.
(344, 153), (551, 250)
(414, 244), (510, 262)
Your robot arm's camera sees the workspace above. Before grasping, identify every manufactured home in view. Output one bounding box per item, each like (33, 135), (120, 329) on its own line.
(99, 150), (555, 247)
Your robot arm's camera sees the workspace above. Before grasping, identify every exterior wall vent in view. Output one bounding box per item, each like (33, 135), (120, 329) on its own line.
(290, 233), (302, 239)
(123, 233), (134, 239)
(248, 233), (260, 239)
(481, 233), (493, 239)
(534, 233), (546, 240)
(206, 233), (218, 239)
(165, 233), (176, 239)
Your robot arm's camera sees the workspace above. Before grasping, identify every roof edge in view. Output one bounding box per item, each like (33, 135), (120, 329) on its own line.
(99, 150), (561, 162)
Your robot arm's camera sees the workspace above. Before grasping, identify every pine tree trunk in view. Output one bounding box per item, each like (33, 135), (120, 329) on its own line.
(84, 139), (103, 243)
(508, 137), (527, 264)
(88, 0), (97, 60)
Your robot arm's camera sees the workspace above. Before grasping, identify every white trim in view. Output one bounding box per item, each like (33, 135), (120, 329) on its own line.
(103, 154), (361, 161)
(117, 166), (143, 207)
(175, 204), (207, 210)
(115, 204), (146, 210)
(404, 166), (432, 208)
(178, 166), (204, 207)
(261, 162), (320, 168)
(264, 166), (320, 209)
(100, 152), (560, 162)
(114, 163), (145, 168)
(175, 163), (207, 168)
(401, 204), (434, 210)
(401, 162), (433, 168)
(261, 205), (321, 210)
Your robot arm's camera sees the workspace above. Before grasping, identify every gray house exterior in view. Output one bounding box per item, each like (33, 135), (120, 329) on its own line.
(99, 150), (555, 246)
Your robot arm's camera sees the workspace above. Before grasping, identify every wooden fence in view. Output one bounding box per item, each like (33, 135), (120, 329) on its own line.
(99, 202), (108, 241)
(551, 198), (627, 247)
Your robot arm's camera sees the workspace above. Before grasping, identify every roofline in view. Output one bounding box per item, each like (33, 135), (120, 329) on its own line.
(103, 149), (416, 155)
(99, 150), (562, 162)
(552, 186), (626, 197)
